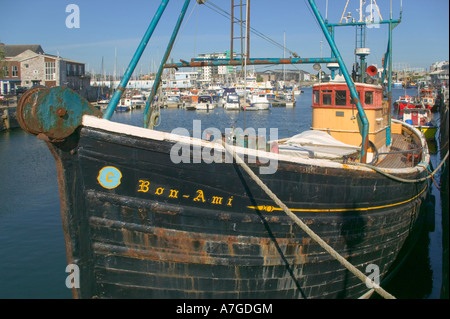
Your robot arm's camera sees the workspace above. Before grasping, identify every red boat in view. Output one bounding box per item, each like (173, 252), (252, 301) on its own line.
(394, 95), (418, 117)
(418, 89), (435, 110)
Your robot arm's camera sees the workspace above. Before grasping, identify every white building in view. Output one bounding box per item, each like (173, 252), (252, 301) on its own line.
(430, 61), (449, 86)
(90, 71), (199, 90)
(196, 52), (231, 83)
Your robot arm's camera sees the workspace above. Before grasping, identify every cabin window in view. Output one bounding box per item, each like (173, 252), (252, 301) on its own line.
(314, 91), (319, 103)
(365, 91), (373, 105)
(322, 90), (332, 105)
(335, 90), (347, 105)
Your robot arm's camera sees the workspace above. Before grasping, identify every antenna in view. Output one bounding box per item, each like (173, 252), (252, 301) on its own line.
(390, 0), (392, 19)
(340, 0), (350, 23)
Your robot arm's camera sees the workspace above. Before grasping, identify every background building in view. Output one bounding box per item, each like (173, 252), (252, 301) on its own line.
(0, 43), (90, 96)
(196, 52), (233, 84)
(430, 61), (449, 86)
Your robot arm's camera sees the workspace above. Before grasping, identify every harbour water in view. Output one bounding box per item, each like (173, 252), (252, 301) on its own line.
(0, 88), (447, 299)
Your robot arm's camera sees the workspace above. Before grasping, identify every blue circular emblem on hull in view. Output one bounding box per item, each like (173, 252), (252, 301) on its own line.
(97, 166), (122, 189)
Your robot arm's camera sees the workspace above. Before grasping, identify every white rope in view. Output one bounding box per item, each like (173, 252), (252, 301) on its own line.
(221, 141), (396, 299)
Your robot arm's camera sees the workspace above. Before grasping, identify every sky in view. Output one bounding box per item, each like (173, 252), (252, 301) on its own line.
(1, 0), (448, 76)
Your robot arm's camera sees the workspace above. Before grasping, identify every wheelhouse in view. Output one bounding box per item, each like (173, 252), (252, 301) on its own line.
(311, 82), (390, 155)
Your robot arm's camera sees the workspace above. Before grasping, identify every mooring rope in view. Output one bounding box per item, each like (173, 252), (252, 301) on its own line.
(221, 141), (396, 299)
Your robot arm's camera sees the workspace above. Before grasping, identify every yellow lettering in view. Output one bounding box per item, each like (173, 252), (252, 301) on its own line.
(106, 173), (113, 182)
(227, 196), (234, 206)
(138, 180), (150, 193)
(193, 190), (205, 202)
(155, 187), (165, 195)
(211, 196), (223, 205)
(169, 190), (179, 198)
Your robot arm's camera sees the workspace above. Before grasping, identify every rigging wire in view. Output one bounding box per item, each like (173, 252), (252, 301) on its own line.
(203, 0), (300, 58)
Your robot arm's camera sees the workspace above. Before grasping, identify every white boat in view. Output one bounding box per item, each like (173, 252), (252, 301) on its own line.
(277, 92), (295, 107)
(116, 98), (131, 112)
(180, 94), (194, 109)
(223, 93), (240, 110)
(95, 99), (110, 110)
(293, 88), (303, 97)
(194, 95), (215, 110)
(131, 94), (146, 109)
(164, 94), (181, 108)
(247, 93), (270, 110)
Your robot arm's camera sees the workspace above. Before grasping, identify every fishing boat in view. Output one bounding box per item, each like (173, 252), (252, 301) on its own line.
(393, 94), (416, 113)
(16, 0), (437, 299)
(418, 89), (436, 111)
(401, 107), (437, 141)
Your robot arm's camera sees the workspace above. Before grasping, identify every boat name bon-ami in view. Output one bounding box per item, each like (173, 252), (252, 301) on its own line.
(15, 0), (444, 300)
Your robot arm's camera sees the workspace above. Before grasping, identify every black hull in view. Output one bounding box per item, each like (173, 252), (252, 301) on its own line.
(48, 117), (429, 299)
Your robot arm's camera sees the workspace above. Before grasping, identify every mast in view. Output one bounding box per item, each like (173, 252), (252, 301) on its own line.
(102, 0), (400, 163)
(243, 0), (250, 129)
(309, 0), (370, 162)
(103, 0), (170, 120)
(114, 47), (117, 81)
(283, 31), (286, 88)
(324, 0), (401, 153)
(144, 0), (191, 129)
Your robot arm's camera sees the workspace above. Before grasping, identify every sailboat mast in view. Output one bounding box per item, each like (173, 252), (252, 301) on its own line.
(283, 31), (286, 87)
(114, 47), (117, 81)
(243, 0), (249, 129)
